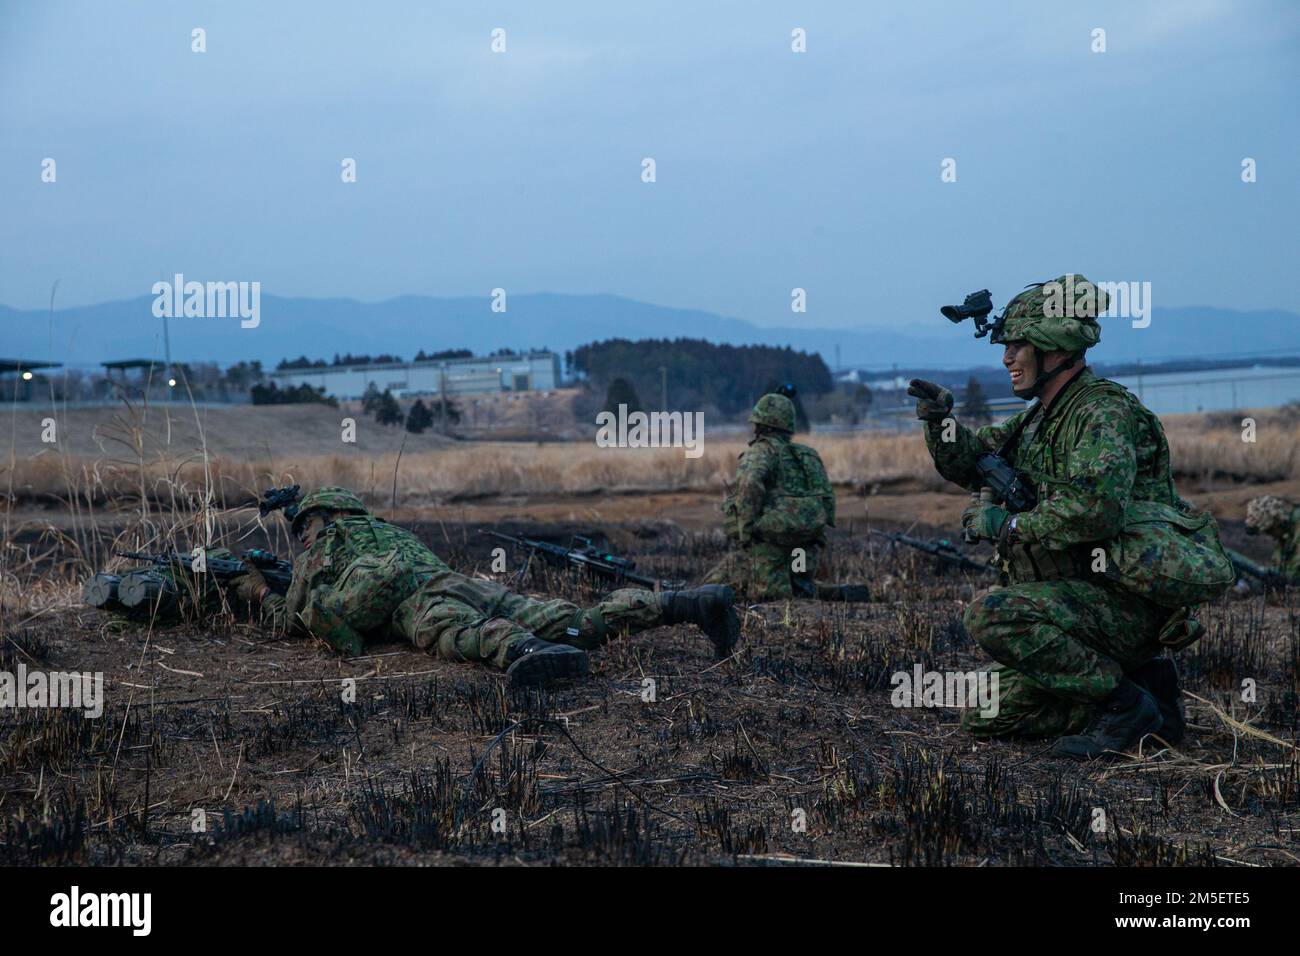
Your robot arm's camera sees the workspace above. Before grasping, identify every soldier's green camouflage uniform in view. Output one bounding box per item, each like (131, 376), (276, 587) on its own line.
(259, 491), (663, 666)
(704, 394), (835, 600)
(1244, 495), (1300, 581)
(923, 277), (1206, 739)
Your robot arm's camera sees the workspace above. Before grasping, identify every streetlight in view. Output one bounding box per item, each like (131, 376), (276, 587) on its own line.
(21, 371), (33, 381)
(168, 378), (177, 388)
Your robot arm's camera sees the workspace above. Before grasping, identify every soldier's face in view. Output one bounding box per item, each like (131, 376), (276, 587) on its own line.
(1003, 341), (1036, 390)
(298, 514), (326, 548)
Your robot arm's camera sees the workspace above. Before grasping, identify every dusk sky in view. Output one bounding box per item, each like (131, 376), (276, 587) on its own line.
(2, 1), (1297, 330)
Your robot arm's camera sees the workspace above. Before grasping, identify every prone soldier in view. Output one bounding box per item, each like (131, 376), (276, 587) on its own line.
(231, 487), (741, 687)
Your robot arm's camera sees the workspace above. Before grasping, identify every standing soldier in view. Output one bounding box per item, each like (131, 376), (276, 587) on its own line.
(231, 487), (740, 687)
(704, 393), (867, 601)
(909, 275), (1233, 759)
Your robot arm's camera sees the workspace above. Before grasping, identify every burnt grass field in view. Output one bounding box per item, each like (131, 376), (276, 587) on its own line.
(2, 517), (1299, 867)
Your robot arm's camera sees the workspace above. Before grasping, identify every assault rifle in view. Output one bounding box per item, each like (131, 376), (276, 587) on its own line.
(974, 453), (1038, 514)
(870, 529), (993, 575)
(479, 530), (675, 590)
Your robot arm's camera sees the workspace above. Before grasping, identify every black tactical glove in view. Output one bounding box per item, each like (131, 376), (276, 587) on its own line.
(907, 379), (954, 422)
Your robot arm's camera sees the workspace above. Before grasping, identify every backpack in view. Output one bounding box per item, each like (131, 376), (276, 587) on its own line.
(1102, 500), (1236, 609)
(752, 442), (836, 546)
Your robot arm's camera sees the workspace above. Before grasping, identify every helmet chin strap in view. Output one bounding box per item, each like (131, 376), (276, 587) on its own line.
(1013, 349), (1081, 400)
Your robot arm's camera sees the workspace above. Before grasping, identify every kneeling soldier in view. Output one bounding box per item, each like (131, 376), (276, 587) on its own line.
(910, 276), (1233, 758)
(705, 393), (868, 602)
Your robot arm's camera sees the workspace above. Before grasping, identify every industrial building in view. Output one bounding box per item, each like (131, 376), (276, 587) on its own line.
(0, 358), (62, 401)
(266, 351), (561, 400)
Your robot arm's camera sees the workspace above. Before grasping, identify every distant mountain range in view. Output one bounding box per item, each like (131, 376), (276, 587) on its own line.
(2, 293), (1295, 372)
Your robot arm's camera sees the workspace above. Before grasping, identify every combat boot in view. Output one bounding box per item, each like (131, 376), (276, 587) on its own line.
(504, 637), (589, 688)
(1129, 658), (1185, 745)
(659, 585), (740, 659)
(1049, 678), (1163, 761)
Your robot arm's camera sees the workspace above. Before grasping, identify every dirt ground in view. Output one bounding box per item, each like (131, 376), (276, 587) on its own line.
(2, 478), (1298, 867)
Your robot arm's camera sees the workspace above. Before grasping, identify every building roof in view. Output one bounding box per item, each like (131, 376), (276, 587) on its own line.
(101, 359), (165, 370)
(0, 359), (62, 374)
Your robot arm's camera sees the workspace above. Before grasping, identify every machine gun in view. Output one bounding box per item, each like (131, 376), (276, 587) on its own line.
(870, 529), (993, 575)
(99, 548), (294, 618)
(479, 530), (675, 590)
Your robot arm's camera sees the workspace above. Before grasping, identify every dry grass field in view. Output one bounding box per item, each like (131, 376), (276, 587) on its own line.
(1, 398), (1298, 867)
(2, 515), (1298, 867)
(3, 401), (1297, 512)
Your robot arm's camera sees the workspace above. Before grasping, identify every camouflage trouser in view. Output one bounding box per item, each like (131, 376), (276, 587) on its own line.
(391, 580), (664, 670)
(298, 562), (665, 666)
(959, 579), (1168, 739)
(704, 541), (822, 601)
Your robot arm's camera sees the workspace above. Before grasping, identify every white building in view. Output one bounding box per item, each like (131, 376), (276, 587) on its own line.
(268, 351), (561, 400)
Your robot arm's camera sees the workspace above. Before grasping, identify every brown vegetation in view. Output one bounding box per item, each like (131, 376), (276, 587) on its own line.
(3, 402), (1297, 513)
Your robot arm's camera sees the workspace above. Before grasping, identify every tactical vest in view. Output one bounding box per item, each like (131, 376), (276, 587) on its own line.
(314, 516), (453, 632)
(1000, 375), (1233, 609)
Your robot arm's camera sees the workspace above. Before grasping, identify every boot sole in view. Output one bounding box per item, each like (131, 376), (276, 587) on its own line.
(711, 607), (740, 659)
(706, 586), (740, 659)
(506, 650), (589, 688)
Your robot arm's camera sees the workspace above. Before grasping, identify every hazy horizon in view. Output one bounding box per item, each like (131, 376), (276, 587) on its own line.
(3, 1), (1298, 332)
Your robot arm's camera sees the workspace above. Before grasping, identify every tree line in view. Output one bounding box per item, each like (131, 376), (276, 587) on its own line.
(572, 338), (833, 417)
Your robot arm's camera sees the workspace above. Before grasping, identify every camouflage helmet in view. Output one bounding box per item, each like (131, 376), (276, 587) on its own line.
(292, 486), (369, 533)
(749, 393), (796, 433)
(1245, 495), (1293, 535)
(992, 274), (1108, 354)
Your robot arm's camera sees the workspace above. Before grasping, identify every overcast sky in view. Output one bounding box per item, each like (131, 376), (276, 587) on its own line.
(2, 1), (1297, 329)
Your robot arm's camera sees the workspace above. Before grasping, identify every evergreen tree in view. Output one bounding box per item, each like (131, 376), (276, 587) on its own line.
(406, 398), (434, 433)
(432, 397), (462, 426)
(962, 376), (992, 426)
(603, 377), (643, 415)
(374, 389), (404, 427)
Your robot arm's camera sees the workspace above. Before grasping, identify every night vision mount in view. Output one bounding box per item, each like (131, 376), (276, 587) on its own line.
(940, 288), (1004, 339)
(259, 484), (301, 523)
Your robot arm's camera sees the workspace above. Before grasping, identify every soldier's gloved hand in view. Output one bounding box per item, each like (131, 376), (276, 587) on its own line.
(961, 499), (1009, 543)
(231, 564), (269, 603)
(907, 379), (954, 422)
